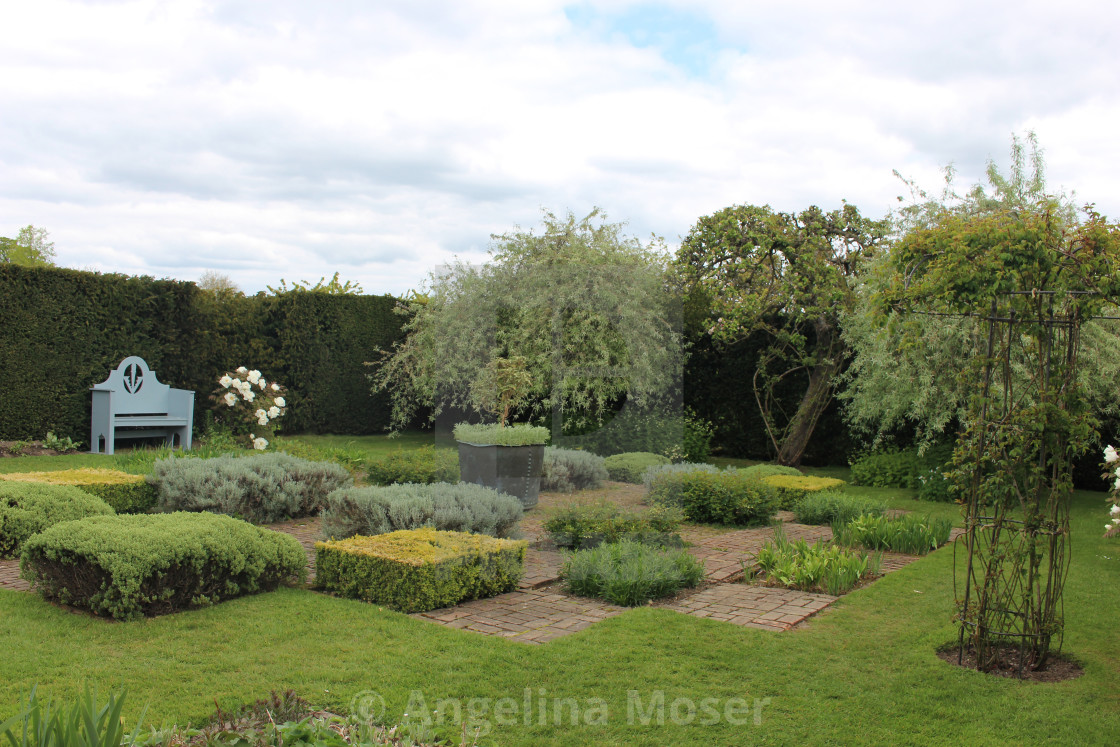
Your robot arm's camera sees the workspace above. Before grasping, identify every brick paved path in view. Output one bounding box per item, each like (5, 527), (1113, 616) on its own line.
(659, 584), (836, 631)
(0, 558), (29, 592)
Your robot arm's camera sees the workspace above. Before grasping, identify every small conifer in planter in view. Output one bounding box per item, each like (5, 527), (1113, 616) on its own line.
(455, 356), (548, 509)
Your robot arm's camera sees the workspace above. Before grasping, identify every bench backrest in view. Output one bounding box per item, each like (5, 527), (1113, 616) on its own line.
(91, 356), (171, 415)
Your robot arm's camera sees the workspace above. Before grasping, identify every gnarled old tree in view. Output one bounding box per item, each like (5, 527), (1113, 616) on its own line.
(676, 203), (887, 466)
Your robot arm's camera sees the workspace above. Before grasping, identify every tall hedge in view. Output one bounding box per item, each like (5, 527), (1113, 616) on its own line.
(0, 265), (406, 440)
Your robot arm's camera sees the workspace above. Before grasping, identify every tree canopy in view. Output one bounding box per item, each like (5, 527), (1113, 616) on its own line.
(0, 225), (55, 267)
(370, 209), (681, 436)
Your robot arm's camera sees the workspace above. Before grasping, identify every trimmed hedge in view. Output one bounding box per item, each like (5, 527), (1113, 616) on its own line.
(0, 469), (156, 513)
(761, 474), (847, 510)
(541, 447), (608, 493)
(603, 452), (671, 483)
(319, 482), (523, 540)
(366, 446), (459, 486)
(19, 512), (306, 620)
(149, 453), (353, 524)
(315, 528), (526, 613)
(0, 482), (114, 558)
(543, 502), (684, 549)
(647, 470), (778, 526)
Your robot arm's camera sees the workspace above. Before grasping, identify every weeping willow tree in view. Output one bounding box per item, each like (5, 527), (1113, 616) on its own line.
(369, 209), (682, 439)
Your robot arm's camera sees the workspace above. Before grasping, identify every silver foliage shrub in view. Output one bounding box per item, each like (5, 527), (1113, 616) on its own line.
(541, 447), (609, 493)
(149, 453), (353, 524)
(320, 482), (523, 540)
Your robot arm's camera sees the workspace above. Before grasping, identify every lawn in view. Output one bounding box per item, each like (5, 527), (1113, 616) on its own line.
(1, 444), (1118, 745)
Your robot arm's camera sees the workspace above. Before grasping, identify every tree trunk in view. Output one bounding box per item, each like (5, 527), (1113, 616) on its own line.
(775, 320), (843, 467)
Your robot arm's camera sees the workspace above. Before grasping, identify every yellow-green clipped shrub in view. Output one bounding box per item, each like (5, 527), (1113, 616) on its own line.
(0, 482), (114, 558)
(19, 512), (306, 620)
(315, 528), (526, 613)
(762, 474), (847, 510)
(0, 469), (156, 513)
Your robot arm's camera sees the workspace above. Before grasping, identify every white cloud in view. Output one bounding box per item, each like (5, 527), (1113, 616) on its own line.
(1, 0), (1118, 295)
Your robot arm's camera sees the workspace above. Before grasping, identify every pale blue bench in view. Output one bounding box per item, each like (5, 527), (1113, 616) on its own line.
(90, 356), (194, 455)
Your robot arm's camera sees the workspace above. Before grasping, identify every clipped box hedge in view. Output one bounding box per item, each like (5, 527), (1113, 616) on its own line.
(0, 482), (115, 558)
(761, 475), (847, 510)
(315, 528), (526, 613)
(20, 512), (307, 620)
(0, 469), (156, 513)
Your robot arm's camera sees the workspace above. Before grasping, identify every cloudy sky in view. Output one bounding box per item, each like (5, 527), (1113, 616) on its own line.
(2, 0), (1117, 296)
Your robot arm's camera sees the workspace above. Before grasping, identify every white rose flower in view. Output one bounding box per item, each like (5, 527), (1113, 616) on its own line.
(257, 415), (269, 426)
(268, 406), (280, 419)
(272, 383), (280, 391)
(223, 392), (237, 407)
(274, 397), (286, 408)
(1105, 445), (1119, 463)
(255, 408), (267, 418)
(1111, 505), (1120, 516)
(247, 370), (261, 384)
(244, 390), (255, 402)
(253, 437), (268, 450)
(1114, 476), (1120, 491)
(219, 375), (232, 388)
(236, 366), (248, 374)
(258, 377), (267, 390)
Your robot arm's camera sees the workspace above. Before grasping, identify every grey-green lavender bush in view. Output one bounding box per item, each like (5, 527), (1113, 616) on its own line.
(541, 447), (609, 492)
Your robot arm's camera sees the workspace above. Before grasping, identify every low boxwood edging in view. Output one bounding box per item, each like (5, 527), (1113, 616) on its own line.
(761, 475), (847, 510)
(315, 528), (526, 613)
(0, 482), (115, 558)
(19, 512), (306, 620)
(320, 482), (523, 540)
(0, 469), (156, 514)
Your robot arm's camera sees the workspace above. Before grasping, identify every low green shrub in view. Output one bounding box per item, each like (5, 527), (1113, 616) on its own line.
(849, 449), (924, 488)
(738, 464), (802, 480)
(320, 482), (522, 540)
(149, 453), (352, 524)
(20, 512), (306, 620)
(543, 502), (684, 549)
(832, 513), (954, 555)
(541, 447), (608, 492)
(0, 469), (156, 513)
(761, 474), (848, 510)
(753, 527), (881, 596)
(43, 431), (82, 453)
(315, 528), (526, 613)
(366, 446), (460, 486)
(0, 482), (114, 558)
(682, 411), (716, 463)
(647, 469), (777, 526)
(603, 452), (671, 483)
(452, 423), (549, 446)
(792, 491), (886, 526)
(561, 539), (705, 606)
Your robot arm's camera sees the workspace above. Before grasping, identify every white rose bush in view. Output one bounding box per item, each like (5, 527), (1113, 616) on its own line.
(1104, 444), (1120, 538)
(213, 367), (288, 450)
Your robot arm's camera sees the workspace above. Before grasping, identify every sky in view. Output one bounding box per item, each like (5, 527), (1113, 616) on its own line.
(2, 0), (1117, 297)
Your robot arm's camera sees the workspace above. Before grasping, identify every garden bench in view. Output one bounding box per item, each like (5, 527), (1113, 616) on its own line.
(90, 356), (194, 455)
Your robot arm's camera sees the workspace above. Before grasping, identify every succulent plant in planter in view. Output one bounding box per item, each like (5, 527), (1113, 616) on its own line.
(455, 356), (549, 509)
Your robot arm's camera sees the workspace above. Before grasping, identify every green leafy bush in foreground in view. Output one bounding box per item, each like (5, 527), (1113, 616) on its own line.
(832, 513), (954, 555)
(792, 491), (886, 526)
(149, 453), (353, 523)
(602, 452), (671, 483)
(366, 446), (460, 486)
(753, 527), (881, 596)
(562, 539), (705, 606)
(540, 447), (608, 492)
(20, 512), (306, 620)
(646, 469), (777, 526)
(0, 482), (114, 558)
(543, 501), (684, 549)
(320, 482), (522, 540)
(0, 469), (156, 514)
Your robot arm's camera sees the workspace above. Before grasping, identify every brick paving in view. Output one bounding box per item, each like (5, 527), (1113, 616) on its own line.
(0, 558), (30, 592)
(659, 584), (836, 631)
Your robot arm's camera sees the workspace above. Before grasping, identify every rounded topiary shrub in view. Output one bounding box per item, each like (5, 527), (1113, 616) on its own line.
(738, 464), (802, 480)
(320, 482), (523, 540)
(541, 447), (609, 493)
(603, 452), (671, 483)
(0, 482), (115, 558)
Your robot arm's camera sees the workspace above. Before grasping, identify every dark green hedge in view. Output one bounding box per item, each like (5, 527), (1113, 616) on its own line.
(0, 265), (407, 441)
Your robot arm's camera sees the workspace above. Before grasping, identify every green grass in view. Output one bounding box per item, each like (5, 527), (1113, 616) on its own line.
(1, 456), (1118, 744)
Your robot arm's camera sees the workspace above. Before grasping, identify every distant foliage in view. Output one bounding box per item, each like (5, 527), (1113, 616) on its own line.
(150, 453), (353, 523)
(365, 446), (459, 485)
(541, 447), (608, 493)
(603, 452), (671, 483)
(320, 482), (523, 540)
(738, 464), (802, 480)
